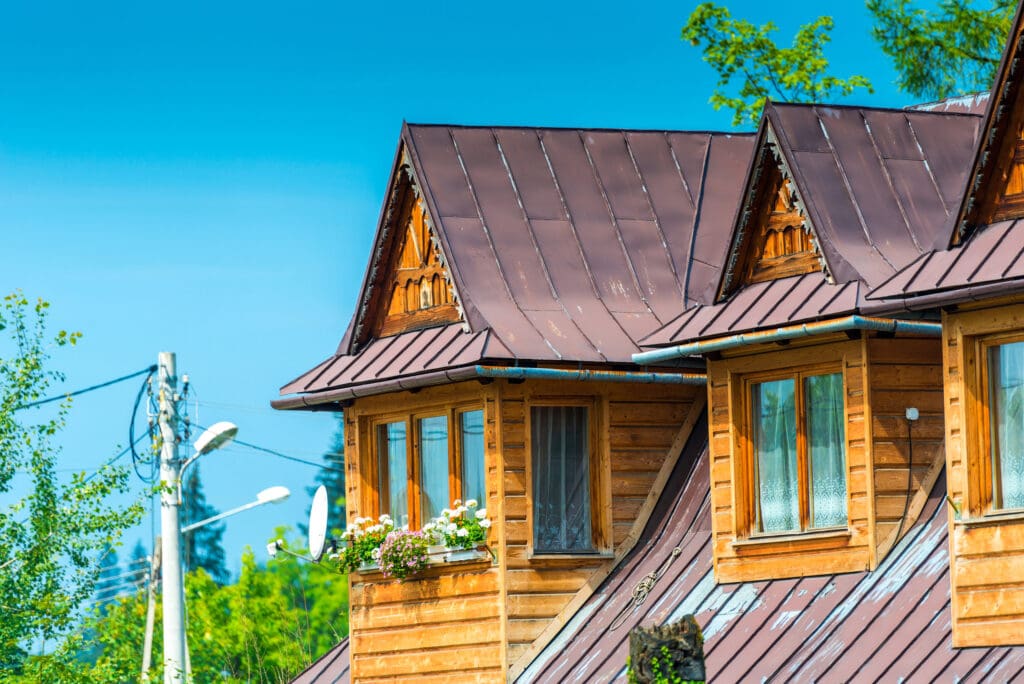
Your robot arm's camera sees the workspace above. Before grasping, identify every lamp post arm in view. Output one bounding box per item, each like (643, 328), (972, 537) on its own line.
(181, 498), (271, 534)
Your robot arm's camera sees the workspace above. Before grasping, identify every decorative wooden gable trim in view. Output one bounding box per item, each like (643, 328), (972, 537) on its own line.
(956, 6), (1024, 242)
(374, 182), (460, 338)
(350, 149), (465, 350)
(718, 129), (825, 301)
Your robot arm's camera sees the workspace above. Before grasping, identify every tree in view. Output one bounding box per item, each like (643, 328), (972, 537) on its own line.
(682, 3), (873, 126)
(37, 537), (349, 683)
(302, 415), (347, 537)
(0, 292), (143, 675)
(683, 1), (1014, 126)
(181, 465), (229, 584)
(867, 0), (1015, 100)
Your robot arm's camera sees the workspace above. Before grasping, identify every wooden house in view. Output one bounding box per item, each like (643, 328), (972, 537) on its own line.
(275, 125), (754, 681)
(281, 3), (1024, 680)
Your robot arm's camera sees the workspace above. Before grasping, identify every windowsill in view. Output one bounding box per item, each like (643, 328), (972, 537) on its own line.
(956, 509), (1024, 529)
(731, 527), (851, 550)
(527, 550), (615, 561)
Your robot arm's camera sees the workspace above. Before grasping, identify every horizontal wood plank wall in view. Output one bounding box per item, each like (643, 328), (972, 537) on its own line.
(497, 379), (701, 666)
(945, 300), (1024, 647)
(708, 337), (874, 583)
(867, 337), (946, 560)
(345, 383), (504, 682)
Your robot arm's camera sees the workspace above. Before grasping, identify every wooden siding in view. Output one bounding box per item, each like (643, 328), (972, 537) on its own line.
(707, 336), (873, 582)
(342, 378), (702, 681)
(945, 298), (1024, 647)
(867, 338), (946, 559)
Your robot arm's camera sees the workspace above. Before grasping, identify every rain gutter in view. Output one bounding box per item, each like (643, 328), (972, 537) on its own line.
(271, 364), (707, 411)
(631, 315), (943, 365)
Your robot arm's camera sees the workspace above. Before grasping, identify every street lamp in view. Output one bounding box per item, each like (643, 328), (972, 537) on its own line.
(181, 486), (290, 533)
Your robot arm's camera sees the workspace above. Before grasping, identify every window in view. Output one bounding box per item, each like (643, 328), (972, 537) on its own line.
(985, 340), (1024, 510)
(749, 370), (847, 534)
(531, 406), (593, 553)
(372, 406), (484, 528)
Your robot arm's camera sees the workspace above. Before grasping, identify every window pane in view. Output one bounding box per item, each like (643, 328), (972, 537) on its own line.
(418, 415), (450, 521)
(990, 342), (1024, 509)
(806, 373), (847, 528)
(752, 379), (799, 533)
(460, 410), (485, 504)
(531, 406), (592, 552)
(377, 422), (408, 526)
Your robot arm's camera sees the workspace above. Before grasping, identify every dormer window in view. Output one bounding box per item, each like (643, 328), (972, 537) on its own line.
(749, 370), (847, 535)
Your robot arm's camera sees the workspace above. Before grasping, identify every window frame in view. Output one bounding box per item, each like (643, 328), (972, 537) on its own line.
(740, 362), (849, 538)
(525, 397), (608, 557)
(367, 402), (484, 530)
(976, 331), (1024, 515)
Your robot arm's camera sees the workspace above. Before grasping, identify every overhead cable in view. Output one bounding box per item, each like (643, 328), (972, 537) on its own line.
(17, 365), (158, 410)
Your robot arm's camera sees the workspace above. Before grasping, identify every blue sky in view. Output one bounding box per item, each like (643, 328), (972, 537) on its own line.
(4, 0), (919, 576)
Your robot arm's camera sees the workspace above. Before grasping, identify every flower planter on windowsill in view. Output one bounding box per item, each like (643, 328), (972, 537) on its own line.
(353, 545), (492, 577)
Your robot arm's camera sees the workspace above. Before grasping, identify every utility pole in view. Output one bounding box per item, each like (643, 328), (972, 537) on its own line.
(141, 538), (161, 682)
(158, 352), (187, 683)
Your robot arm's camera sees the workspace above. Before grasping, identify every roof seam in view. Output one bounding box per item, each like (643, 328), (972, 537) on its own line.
(864, 111), (925, 251)
(680, 134), (713, 310)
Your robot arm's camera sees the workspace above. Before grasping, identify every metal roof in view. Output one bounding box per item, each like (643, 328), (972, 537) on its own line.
(277, 126), (754, 406)
(291, 637), (349, 684)
(747, 103), (980, 291)
(521, 420), (1024, 683)
(867, 219), (1024, 311)
(641, 273), (862, 348)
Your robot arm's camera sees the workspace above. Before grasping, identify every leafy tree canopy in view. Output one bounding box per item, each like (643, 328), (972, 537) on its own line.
(683, 0), (1014, 126)
(0, 292), (143, 676)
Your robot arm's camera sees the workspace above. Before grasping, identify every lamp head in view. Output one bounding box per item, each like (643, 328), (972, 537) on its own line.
(194, 421), (238, 456)
(257, 486), (291, 504)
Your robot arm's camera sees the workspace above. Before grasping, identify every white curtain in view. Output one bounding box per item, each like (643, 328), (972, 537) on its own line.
(753, 379), (799, 533)
(419, 415), (450, 521)
(460, 410), (485, 504)
(532, 406), (591, 552)
(379, 422), (408, 526)
(991, 342), (1024, 509)
(806, 373), (847, 527)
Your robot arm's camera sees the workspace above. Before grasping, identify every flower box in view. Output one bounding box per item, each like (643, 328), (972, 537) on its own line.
(443, 546), (490, 563)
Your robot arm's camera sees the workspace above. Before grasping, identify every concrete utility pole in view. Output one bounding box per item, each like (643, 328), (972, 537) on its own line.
(158, 352), (187, 683)
(141, 538), (161, 682)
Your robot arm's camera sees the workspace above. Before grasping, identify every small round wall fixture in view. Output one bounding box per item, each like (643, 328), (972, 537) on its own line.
(308, 485), (329, 562)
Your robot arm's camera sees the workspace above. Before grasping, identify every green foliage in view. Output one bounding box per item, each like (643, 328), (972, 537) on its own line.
(0, 292), (143, 675)
(867, 0), (1014, 100)
(22, 536), (349, 683)
(682, 3), (872, 126)
(626, 648), (704, 684)
(181, 465), (229, 584)
(376, 530), (429, 580)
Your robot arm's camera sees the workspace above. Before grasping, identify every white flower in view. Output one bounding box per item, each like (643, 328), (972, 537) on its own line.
(446, 523), (458, 534)
(441, 508), (451, 517)
(453, 499), (463, 507)
(465, 499), (478, 509)
(456, 528), (469, 537)
(479, 519), (492, 528)
(475, 509), (487, 519)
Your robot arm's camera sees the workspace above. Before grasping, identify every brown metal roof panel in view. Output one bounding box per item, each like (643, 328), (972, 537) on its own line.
(405, 125), (478, 219)
(940, 220), (1018, 288)
(289, 637), (349, 684)
(906, 251), (961, 295)
(685, 135), (755, 273)
(558, 300), (638, 361)
(862, 110), (923, 160)
(762, 274), (829, 322)
(684, 259), (724, 310)
(348, 329), (433, 382)
(583, 131), (655, 221)
(528, 218), (600, 301)
(492, 128), (566, 221)
(816, 108), (924, 269)
(540, 129), (649, 314)
(522, 309), (606, 362)
(884, 157), (952, 252)
(609, 311), (662, 346)
(326, 335), (399, 386)
(726, 278), (793, 331)
(279, 354), (340, 395)
(972, 225), (1024, 283)
(615, 218), (685, 320)
(771, 103), (832, 154)
(449, 127), (562, 313)
(670, 302), (730, 340)
(904, 112), (981, 218)
(390, 325), (467, 375)
(867, 252), (931, 300)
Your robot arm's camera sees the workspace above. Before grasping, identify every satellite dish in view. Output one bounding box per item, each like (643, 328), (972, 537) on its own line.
(308, 485), (329, 562)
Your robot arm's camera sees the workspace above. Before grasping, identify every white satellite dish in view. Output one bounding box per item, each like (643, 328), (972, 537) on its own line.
(308, 485), (329, 562)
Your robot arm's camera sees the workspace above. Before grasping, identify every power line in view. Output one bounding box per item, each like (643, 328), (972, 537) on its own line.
(17, 365), (158, 410)
(194, 424), (344, 473)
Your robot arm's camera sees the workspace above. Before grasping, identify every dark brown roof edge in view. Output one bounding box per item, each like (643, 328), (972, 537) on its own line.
(863, 277), (1024, 315)
(271, 365), (482, 410)
(404, 122), (757, 136)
